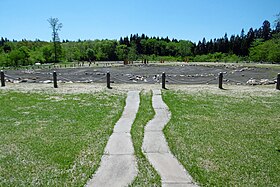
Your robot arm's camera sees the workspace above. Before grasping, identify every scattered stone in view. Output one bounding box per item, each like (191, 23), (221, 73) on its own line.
(20, 79), (28, 83)
(26, 80), (36, 83)
(13, 80), (20, 84)
(23, 70), (34, 74)
(43, 80), (52, 84)
(260, 79), (269, 85)
(260, 79), (275, 85)
(246, 78), (259, 85)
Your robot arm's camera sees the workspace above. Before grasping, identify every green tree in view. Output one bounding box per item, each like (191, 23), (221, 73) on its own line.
(42, 45), (53, 63)
(128, 42), (138, 61)
(86, 48), (95, 61)
(29, 50), (44, 64)
(249, 36), (280, 63)
(116, 44), (128, 61)
(9, 49), (24, 66)
(262, 20), (271, 41)
(0, 53), (9, 66)
(178, 40), (193, 57)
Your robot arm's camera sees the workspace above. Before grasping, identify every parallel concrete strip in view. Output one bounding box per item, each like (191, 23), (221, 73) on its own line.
(86, 91), (140, 187)
(142, 90), (198, 187)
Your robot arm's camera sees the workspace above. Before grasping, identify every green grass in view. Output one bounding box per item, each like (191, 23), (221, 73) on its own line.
(163, 91), (280, 186)
(130, 91), (161, 186)
(0, 91), (125, 186)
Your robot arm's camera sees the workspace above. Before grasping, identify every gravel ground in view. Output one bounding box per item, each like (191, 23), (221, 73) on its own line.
(2, 63), (279, 85)
(1, 63), (279, 96)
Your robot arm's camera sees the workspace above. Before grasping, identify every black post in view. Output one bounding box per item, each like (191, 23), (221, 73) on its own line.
(277, 73), (280, 90)
(107, 71), (111, 89)
(162, 72), (166, 89)
(219, 72), (223, 89)
(53, 71), (58, 88)
(1, 70), (5, 87)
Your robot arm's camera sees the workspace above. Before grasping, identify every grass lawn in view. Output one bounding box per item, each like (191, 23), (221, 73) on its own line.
(163, 90), (280, 186)
(130, 91), (161, 186)
(0, 91), (125, 186)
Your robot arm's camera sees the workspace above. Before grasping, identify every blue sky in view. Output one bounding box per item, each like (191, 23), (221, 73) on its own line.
(0, 0), (279, 43)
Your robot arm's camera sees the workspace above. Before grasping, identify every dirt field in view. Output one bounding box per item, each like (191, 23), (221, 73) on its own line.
(2, 62), (279, 86)
(1, 82), (278, 98)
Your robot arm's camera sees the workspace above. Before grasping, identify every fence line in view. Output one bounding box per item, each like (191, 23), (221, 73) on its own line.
(1, 70), (279, 90)
(225, 78), (247, 84)
(58, 76), (72, 82)
(5, 74), (20, 80)
(92, 75), (107, 82)
(112, 76), (139, 83)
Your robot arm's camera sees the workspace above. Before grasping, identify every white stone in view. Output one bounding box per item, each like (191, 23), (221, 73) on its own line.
(246, 78), (259, 85)
(43, 80), (52, 84)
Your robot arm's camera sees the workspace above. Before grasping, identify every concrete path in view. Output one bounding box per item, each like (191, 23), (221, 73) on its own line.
(86, 91), (140, 187)
(142, 90), (198, 187)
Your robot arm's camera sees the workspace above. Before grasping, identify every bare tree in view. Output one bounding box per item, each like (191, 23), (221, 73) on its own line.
(48, 17), (62, 63)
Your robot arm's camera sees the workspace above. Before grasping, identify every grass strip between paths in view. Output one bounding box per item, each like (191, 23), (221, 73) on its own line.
(130, 90), (161, 186)
(0, 90), (125, 186)
(163, 90), (280, 186)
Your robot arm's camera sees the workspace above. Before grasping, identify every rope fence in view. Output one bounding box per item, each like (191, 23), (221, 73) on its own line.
(112, 76), (138, 84)
(167, 76), (218, 85)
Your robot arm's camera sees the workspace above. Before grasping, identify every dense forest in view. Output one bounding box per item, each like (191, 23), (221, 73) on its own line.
(0, 18), (280, 67)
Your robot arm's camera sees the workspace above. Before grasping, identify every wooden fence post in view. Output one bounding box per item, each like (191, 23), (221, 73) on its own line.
(1, 70), (5, 87)
(53, 71), (58, 88)
(219, 72), (223, 89)
(162, 72), (166, 89)
(107, 71), (112, 89)
(277, 73), (280, 90)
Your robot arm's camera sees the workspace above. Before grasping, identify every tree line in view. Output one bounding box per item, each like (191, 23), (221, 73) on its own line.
(0, 17), (280, 67)
(194, 20), (279, 56)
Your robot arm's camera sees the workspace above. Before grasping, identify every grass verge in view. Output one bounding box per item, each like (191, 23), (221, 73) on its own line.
(163, 90), (280, 186)
(130, 91), (161, 186)
(0, 91), (125, 186)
